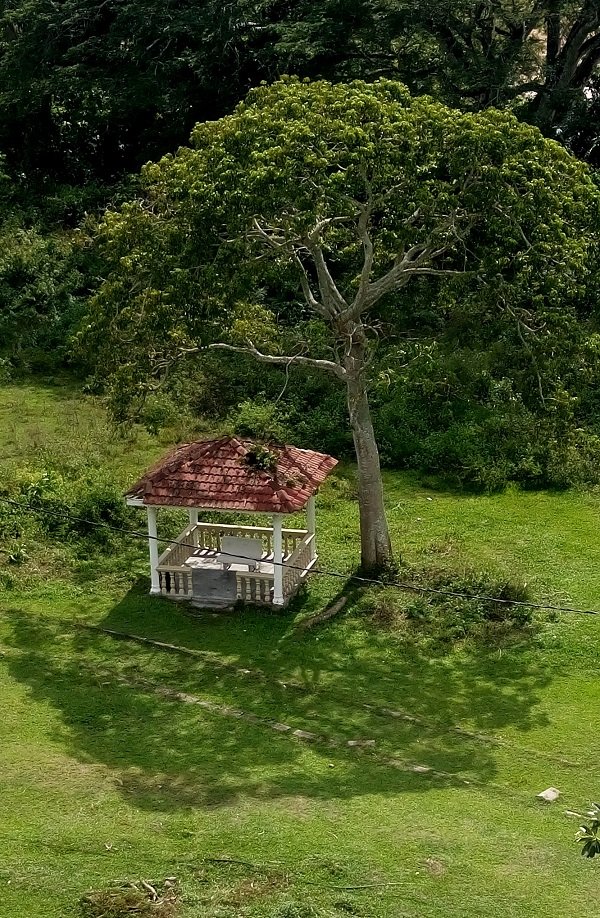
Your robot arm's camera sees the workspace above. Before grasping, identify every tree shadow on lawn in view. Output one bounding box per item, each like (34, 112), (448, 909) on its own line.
(102, 580), (552, 733)
(2, 586), (552, 813)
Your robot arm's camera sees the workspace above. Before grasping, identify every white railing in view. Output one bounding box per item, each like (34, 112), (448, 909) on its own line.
(156, 522), (315, 603)
(158, 567), (193, 599)
(157, 523), (196, 568)
(234, 569), (275, 604)
(282, 533), (316, 595)
(158, 522), (307, 566)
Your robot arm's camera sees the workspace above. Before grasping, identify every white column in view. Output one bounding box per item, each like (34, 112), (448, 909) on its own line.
(306, 494), (316, 559)
(272, 513), (284, 606)
(188, 508), (199, 547)
(147, 506), (160, 594)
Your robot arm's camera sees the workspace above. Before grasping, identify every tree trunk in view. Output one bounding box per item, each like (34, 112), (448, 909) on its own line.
(344, 341), (393, 574)
(546, 9), (561, 67)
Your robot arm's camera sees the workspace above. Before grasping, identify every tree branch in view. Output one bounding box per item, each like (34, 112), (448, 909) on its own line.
(208, 342), (346, 379)
(351, 197), (375, 317)
(554, 2), (600, 89)
(342, 208), (474, 323)
(250, 216), (346, 320)
(303, 224), (349, 317)
(289, 249), (329, 319)
(573, 33), (600, 86)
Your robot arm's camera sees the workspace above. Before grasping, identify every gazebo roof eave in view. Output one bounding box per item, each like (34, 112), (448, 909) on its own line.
(124, 495), (312, 514)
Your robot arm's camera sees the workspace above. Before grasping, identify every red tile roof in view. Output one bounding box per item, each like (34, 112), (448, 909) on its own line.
(125, 437), (338, 513)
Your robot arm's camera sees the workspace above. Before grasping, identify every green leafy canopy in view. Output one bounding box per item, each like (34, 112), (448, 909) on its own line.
(82, 78), (600, 421)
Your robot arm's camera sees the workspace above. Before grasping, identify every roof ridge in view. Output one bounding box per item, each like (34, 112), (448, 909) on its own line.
(230, 436), (248, 456)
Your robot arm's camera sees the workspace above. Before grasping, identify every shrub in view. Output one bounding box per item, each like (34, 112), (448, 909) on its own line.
(361, 567), (532, 650)
(71, 479), (131, 545)
(0, 463), (133, 557)
(0, 222), (85, 371)
(139, 392), (182, 437)
(228, 399), (289, 442)
(371, 342), (600, 492)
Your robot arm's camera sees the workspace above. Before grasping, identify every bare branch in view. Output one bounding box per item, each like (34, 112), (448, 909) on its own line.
(340, 206), (476, 323)
(208, 342), (346, 379)
(303, 218), (349, 316)
(289, 250), (330, 319)
(249, 218), (287, 249)
(351, 199), (375, 317)
(249, 215), (345, 320)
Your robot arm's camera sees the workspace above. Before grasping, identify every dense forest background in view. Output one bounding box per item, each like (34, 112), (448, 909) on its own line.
(4, 0), (600, 491)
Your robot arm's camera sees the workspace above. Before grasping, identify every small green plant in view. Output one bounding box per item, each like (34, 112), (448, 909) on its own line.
(576, 804), (600, 858)
(139, 392), (181, 436)
(0, 571), (15, 590)
(245, 444), (279, 473)
(8, 542), (29, 565)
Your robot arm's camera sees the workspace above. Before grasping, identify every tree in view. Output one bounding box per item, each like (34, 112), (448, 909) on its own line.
(6, 0), (600, 199)
(0, 0), (275, 184)
(269, 1), (600, 158)
(83, 78), (598, 572)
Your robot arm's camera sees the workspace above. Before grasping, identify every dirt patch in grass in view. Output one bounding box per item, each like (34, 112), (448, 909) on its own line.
(80, 879), (179, 917)
(191, 858), (291, 913)
(422, 857), (447, 877)
(223, 873), (290, 907)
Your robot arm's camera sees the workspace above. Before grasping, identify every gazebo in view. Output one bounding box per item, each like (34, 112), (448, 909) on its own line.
(125, 436), (337, 609)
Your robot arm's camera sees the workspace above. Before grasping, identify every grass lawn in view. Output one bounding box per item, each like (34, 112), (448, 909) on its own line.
(1, 379), (600, 917)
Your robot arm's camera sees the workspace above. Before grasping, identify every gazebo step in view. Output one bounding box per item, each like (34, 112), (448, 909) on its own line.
(190, 597), (235, 610)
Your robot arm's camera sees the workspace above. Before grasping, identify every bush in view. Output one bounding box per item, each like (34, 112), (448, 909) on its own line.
(362, 567), (533, 650)
(374, 364), (600, 492)
(0, 463), (133, 555)
(228, 399), (290, 442)
(0, 222), (85, 371)
(71, 480), (131, 545)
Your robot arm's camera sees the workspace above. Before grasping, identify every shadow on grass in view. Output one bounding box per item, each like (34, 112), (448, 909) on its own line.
(2, 579), (552, 812)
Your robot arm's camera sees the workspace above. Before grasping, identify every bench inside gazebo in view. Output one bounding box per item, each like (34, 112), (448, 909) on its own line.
(125, 437), (337, 609)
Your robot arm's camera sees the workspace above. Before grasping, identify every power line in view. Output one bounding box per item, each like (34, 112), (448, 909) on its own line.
(0, 494), (598, 616)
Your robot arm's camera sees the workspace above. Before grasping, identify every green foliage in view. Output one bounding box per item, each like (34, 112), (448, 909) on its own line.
(371, 337), (600, 491)
(244, 444), (280, 471)
(3, 0), (600, 193)
(1, 464), (132, 553)
(85, 77), (598, 429)
(228, 400), (289, 443)
(576, 804), (600, 858)
(0, 0), (277, 185)
(285, 382), (352, 457)
(363, 568), (532, 650)
(0, 222), (85, 369)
